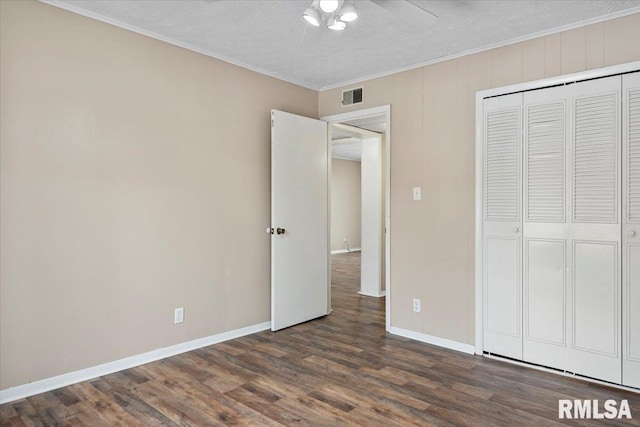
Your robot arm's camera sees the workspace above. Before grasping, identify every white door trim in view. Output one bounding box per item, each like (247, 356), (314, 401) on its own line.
(321, 105), (392, 332)
(475, 61), (640, 355)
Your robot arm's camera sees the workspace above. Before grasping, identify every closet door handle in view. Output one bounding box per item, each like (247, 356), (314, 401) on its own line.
(513, 226), (520, 233)
(628, 230), (637, 238)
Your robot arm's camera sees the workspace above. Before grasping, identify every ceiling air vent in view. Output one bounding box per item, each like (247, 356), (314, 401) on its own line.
(342, 87), (363, 107)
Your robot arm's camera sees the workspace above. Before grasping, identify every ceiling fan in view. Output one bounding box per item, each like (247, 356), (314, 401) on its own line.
(302, 0), (438, 32)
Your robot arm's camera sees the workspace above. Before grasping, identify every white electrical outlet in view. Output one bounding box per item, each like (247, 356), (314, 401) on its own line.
(413, 187), (421, 201)
(174, 307), (184, 324)
(413, 298), (421, 313)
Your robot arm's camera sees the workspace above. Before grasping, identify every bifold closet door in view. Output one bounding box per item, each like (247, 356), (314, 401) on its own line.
(567, 76), (622, 384)
(623, 71), (640, 388)
(522, 85), (569, 371)
(482, 93), (523, 359)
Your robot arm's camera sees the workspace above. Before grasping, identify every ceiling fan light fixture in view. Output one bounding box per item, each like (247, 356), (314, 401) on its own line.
(302, 6), (321, 26)
(319, 0), (341, 13)
(327, 16), (346, 31)
(339, 2), (358, 22)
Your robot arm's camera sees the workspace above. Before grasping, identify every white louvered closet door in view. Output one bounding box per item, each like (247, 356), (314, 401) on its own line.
(623, 71), (640, 388)
(567, 76), (622, 384)
(522, 85), (570, 371)
(482, 93), (523, 359)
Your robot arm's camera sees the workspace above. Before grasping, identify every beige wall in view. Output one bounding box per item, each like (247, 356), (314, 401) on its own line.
(331, 159), (361, 251)
(0, 0), (317, 390)
(319, 13), (640, 346)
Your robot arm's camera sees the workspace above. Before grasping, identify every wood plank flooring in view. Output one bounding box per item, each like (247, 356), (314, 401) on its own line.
(2, 251), (640, 426)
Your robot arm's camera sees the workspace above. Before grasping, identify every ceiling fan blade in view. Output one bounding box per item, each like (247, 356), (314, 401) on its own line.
(369, 0), (438, 27)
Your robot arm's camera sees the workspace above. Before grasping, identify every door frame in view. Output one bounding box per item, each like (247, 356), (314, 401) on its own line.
(322, 105), (391, 332)
(475, 60), (640, 355)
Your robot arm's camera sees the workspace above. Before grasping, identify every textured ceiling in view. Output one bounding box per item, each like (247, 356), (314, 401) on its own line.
(45, 0), (640, 90)
(332, 142), (362, 161)
(331, 124), (363, 161)
(330, 117), (386, 161)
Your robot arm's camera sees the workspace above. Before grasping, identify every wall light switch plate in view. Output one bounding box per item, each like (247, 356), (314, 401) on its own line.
(174, 307), (184, 324)
(413, 298), (421, 313)
(413, 187), (421, 201)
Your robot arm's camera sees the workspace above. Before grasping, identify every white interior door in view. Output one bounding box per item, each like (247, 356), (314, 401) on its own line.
(482, 93), (524, 359)
(623, 71), (640, 388)
(271, 110), (329, 331)
(567, 76), (622, 384)
(522, 85), (570, 371)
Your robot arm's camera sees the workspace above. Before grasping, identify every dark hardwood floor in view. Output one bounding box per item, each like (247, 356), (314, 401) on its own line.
(2, 251), (639, 426)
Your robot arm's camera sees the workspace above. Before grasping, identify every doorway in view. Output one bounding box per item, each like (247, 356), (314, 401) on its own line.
(322, 106), (391, 331)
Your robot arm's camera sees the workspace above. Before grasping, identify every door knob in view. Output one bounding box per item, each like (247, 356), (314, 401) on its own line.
(513, 226), (520, 233)
(276, 227), (286, 235)
(628, 230), (637, 237)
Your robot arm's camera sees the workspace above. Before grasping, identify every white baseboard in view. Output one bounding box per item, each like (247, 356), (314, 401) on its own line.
(0, 321), (271, 404)
(331, 248), (361, 254)
(358, 290), (386, 298)
(388, 326), (476, 355)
